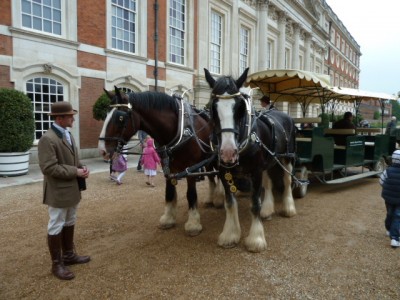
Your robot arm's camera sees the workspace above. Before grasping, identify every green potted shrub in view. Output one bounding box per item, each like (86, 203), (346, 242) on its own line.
(93, 92), (111, 121)
(0, 88), (35, 176)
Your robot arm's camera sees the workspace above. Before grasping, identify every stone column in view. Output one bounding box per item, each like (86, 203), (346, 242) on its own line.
(304, 32), (312, 71)
(277, 11), (287, 69)
(256, 0), (270, 71)
(292, 24), (301, 69)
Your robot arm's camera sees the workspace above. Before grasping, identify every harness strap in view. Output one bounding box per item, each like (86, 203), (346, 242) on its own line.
(165, 153), (217, 180)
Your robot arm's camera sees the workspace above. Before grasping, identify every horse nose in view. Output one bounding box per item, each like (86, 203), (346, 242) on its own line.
(220, 147), (238, 164)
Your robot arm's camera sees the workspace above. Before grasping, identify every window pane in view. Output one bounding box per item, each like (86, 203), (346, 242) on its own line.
(43, 6), (51, 19)
(43, 20), (52, 32)
(33, 17), (42, 30)
(22, 14), (32, 27)
(32, 3), (42, 17)
(22, 0), (31, 13)
(53, 0), (61, 9)
(53, 22), (61, 34)
(53, 9), (61, 22)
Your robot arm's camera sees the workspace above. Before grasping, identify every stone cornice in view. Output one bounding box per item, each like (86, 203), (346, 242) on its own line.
(9, 27), (79, 49)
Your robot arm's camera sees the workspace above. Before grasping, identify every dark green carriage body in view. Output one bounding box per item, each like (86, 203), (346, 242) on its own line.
(296, 127), (334, 172)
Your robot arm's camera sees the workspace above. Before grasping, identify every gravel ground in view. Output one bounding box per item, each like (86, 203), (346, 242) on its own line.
(1, 170), (400, 299)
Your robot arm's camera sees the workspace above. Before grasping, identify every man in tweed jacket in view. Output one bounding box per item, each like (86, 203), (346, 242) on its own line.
(38, 101), (90, 280)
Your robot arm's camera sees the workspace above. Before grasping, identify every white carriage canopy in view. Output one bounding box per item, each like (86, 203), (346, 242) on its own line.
(245, 69), (397, 121)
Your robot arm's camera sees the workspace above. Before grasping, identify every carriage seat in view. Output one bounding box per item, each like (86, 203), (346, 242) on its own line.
(324, 128), (356, 147)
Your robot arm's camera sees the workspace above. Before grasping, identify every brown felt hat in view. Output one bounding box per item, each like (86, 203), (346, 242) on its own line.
(49, 101), (78, 116)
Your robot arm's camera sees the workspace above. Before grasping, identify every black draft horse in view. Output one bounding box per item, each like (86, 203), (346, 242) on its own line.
(98, 87), (222, 236)
(204, 68), (297, 252)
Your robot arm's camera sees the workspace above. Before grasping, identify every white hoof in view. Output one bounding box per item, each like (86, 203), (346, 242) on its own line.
(218, 232), (241, 248)
(184, 209), (202, 236)
(245, 236), (267, 253)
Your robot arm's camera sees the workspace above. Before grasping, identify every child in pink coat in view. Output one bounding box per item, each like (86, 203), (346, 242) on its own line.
(140, 138), (161, 187)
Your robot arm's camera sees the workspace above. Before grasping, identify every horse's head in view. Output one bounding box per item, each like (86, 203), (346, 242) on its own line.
(204, 68), (249, 166)
(98, 86), (138, 158)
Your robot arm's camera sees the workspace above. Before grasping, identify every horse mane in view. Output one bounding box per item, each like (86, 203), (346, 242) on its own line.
(128, 91), (179, 113)
(212, 76), (240, 96)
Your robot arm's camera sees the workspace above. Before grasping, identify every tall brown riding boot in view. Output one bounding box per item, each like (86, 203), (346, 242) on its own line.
(62, 225), (91, 266)
(48, 234), (75, 280)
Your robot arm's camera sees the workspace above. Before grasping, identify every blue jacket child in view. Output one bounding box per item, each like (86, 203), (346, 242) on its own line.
(380, 150), (400, 248)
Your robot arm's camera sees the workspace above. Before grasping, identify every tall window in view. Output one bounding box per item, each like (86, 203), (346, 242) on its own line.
(21, 0), (62, 35)
(284, 48), (290, 69)
(111, 0), (136, 53)
(267, 41), (272, 69)
(239, 26), (249, 74)
(210, 11), (222, 74)
(26, 77), (64, 140)
(169, 0), (186, 65)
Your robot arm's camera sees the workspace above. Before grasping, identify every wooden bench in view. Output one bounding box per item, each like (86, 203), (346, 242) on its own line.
(292, 117), (322, 124)
(324, 129), (356, 147)
(324, 129), (356, 135)
(356, 128), (381, 136)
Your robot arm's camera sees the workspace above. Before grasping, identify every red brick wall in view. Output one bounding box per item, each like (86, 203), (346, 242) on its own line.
(0, 34), (12, 56)
(79, 77), (105, 149)
(77, 0), (106, 47)
(0, 0), (11, 26)
(0, 65), (14, 88)
(78, 51), (106, 71)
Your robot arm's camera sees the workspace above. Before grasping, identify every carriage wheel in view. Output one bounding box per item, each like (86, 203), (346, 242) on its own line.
(293, 166), (308, 198)
(373, 158), (386, 177)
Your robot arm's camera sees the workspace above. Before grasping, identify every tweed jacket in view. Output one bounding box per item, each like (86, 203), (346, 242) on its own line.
(38, 124), (82, 208)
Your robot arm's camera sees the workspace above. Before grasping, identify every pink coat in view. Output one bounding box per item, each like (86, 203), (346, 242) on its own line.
(141, 139), (160, 170)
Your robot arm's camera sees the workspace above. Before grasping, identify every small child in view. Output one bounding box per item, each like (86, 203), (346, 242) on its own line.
(380, 150), (400, 248)
(111, 149), (128, 185)
(140, 137), (160, 187)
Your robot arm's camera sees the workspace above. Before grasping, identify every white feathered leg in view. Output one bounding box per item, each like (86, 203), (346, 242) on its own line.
(184, 208), (202, 236)
(245, 215), (267, 252)
(204, 178), (216, 207)
(260, 171), (275, 220)
(218, 196), (241, 248)
(281, 161), (296, 217)
(159, 193), (177, 229)
(213, 179), (225, 208)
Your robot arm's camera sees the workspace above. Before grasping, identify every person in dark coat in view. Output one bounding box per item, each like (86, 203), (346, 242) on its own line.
(380, 150), (400, 248)
(38, 101), (90, 280)
(385, 116), (397, 136)
(332, 111), (356, 145)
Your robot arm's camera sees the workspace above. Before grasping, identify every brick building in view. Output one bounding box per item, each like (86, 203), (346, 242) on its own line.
(0, 0), (363, 162)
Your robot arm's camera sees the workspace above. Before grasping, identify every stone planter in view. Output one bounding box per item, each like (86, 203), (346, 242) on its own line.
(0, 151), (30, 177)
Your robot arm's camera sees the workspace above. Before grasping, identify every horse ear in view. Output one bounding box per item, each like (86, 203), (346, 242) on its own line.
(235, 67), (249, 89)
(104, 88), (112, 99)
(204, 68), (216, 88)
(114, 86), (122, 103)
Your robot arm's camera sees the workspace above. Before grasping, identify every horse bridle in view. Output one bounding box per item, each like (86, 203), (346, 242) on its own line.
(98, 102), (135, 153)
(211, 91), (253, 154)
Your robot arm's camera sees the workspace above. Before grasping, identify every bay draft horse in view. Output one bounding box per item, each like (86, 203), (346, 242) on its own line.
(204, 68), (297, 252)
(98, 87), (223, 236)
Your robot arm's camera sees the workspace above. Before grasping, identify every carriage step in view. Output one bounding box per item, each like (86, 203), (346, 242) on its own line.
(324, 171), (381, 184)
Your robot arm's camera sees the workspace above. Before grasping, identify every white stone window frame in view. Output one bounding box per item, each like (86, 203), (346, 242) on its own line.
(110, 0), (137, 53)
(209, 10), (223, 75)
(13, 0), (77, 41)
(168, 0), (186, 66)
(12, 64), (80, 145)
(106, 0), (146, 57)
(27, 76), (66, 141)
